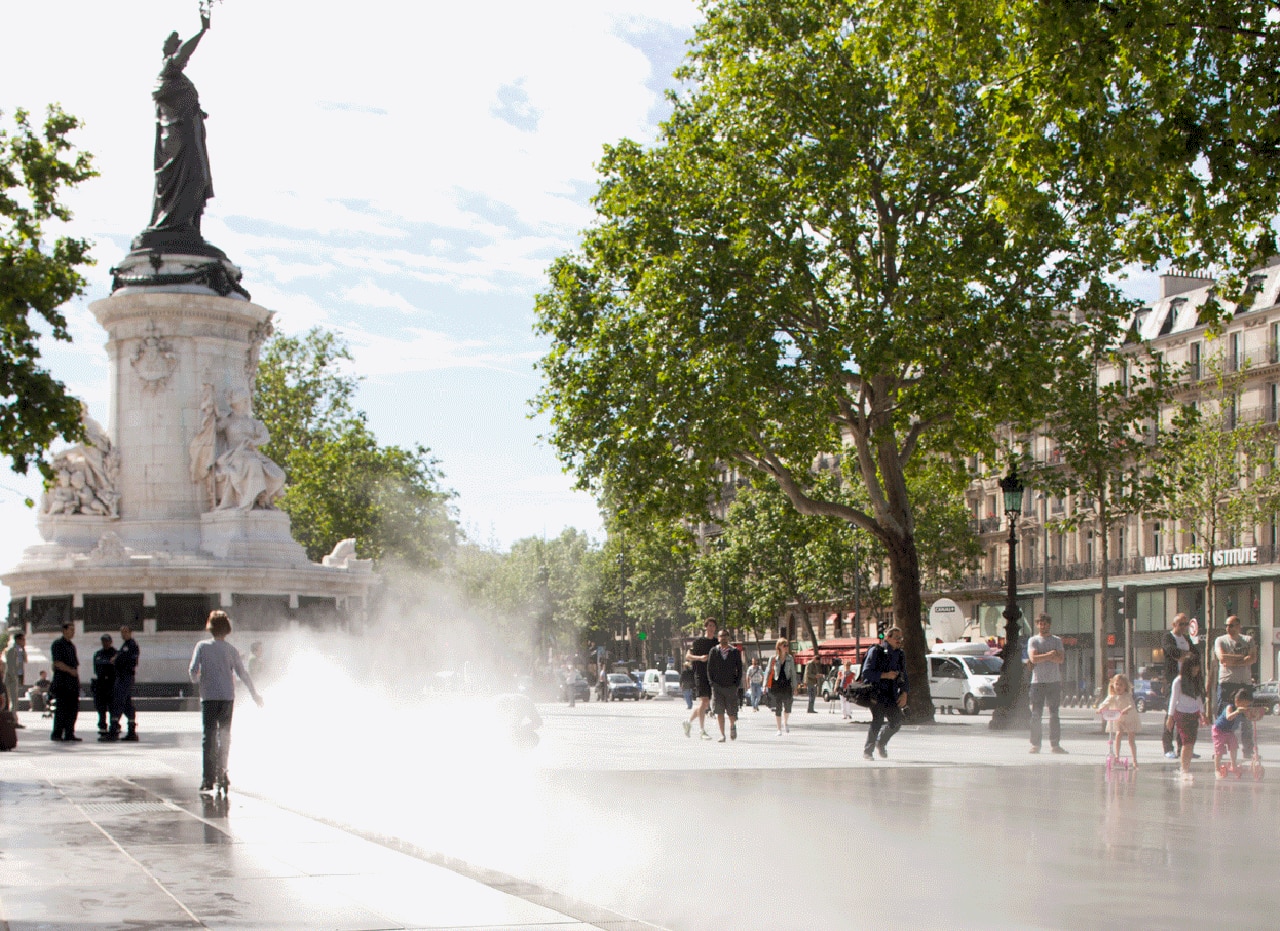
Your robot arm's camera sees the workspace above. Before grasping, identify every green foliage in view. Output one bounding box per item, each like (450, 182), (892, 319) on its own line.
(452, 529), (606, 660)
(0, 106), (96, 474)
(990, 0), (1280, 295)
(606, 519), (699, 659)
(687, 478), (864, 647)
(254, 328), (456, 568)
(1034, 316), (1175, 691)
(535, 0), (1279, 716)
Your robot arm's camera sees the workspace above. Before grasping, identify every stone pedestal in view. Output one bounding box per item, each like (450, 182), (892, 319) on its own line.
(3, 282), (375, 682)
(200, 510), (308, 565)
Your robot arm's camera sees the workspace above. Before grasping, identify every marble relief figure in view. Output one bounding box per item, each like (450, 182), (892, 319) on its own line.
(42, 408), (121, 518)
(190, 384), (286, 511)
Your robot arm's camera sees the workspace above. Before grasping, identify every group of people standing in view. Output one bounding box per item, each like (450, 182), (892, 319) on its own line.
(1, 623), (142, 744)
(679, 617), (911, 757)
(1159, 611), (1260, 781)
(1, 611), (263, 795)
(93, 627), (140, 741)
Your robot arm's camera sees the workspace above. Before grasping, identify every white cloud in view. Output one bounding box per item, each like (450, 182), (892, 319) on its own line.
(341, 282), (419, 314)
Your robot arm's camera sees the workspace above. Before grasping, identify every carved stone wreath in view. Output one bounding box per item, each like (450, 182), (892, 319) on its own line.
(131, 328), (178, 392)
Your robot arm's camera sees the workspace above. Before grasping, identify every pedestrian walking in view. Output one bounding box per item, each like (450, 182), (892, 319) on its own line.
(1166, 652), (1207, 782)
(92, 634), (117, 736)
(1096, 674), (1140, 769)
(764, 638), (796, 735)
(4, 630), (26, 729)
(680, 661), (695, 710)
(683, 618), (717, 739)
(1027, 614), (1067, 754)
(861, 627), (909, 760)
(49, 622), (81, 742)
(839, 662), (857, 720)
(707, 629), (743, 742)
(189, 610), (264, 794)
(1214, 615), (1256, 759)
(1161, 613), (1193, 760)
(804, 654), (823, 713)
(747, 657), (764, 711)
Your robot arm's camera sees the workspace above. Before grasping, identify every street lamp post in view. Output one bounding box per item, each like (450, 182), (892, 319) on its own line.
(990, 466), (1028, 730)
(616, 551), (628, 663)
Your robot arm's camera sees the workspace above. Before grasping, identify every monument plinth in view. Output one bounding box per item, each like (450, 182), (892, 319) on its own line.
(4, 280), (373, 681)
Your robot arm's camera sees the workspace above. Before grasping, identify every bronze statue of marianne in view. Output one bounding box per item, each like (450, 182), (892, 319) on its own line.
(136, 12), (218, 255)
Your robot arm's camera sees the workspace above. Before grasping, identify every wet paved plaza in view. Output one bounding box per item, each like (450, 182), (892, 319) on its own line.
(2, 700), (1277, 930)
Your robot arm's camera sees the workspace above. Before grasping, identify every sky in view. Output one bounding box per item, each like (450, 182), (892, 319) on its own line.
(0, 0), (704, 594)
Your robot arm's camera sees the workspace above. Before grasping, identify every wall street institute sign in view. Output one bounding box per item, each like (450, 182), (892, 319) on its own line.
(1143, 547), (1259, 573)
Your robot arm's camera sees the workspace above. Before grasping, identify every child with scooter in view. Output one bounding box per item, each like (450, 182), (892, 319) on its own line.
(1097, 673), (1140, 771)
(1213, 687), (1264, 779)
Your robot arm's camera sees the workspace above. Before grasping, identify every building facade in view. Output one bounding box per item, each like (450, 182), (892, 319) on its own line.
(940, 262), (1280, 689)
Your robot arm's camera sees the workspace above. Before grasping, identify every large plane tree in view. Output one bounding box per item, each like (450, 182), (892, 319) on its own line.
(534, 0), (1280, 721)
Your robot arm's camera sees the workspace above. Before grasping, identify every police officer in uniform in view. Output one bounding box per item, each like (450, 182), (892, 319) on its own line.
(106, 626), (140, 742)
(92, 634), (117, 736)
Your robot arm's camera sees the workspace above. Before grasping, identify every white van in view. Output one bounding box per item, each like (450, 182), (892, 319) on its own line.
(926, 642), (1003, 715)
(642, 669), (682, 698)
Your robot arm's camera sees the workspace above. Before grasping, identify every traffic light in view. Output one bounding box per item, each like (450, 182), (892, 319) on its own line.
(876, 617), (886, 640)
(1115, 585), (1128, 633)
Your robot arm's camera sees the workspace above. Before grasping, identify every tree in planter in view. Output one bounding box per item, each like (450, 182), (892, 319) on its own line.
(1, 106), (96, 476)
(1035, 316), (1176, 694)
(1151, 347), (1280, 695)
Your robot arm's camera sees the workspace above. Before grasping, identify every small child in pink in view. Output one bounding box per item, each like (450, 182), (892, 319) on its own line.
(1212, 689), (1255, 777)
(1097, 674), (1140, 769)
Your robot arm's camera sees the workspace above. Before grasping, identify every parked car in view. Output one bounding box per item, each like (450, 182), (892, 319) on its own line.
(560, 672), (591, 703)
(1132, 676), (1165, 713)
(927, 644), (1002, 715)
(642, 669), (681, 698)
(1253, 681), (1280, 714)
(606, 672), (642, 701)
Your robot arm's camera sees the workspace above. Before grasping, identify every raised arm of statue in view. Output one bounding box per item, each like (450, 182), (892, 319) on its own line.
(172, 20), (209, 71)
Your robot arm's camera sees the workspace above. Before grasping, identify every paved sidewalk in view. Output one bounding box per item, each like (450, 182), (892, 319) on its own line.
(0, 713), (663, 931)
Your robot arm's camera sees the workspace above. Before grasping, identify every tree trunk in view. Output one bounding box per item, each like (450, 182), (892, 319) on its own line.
(1204, 557), (1217, 708)
(796, 595), (821, 657)
(886, 536), (934, 722)
(1096, 504), (1109, 699)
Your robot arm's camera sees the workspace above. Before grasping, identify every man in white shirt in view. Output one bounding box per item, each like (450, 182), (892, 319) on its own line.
(1027, 614), (1067, 754)
(1214, 615), (1257, 758)
(1161, 613), (1193, 759)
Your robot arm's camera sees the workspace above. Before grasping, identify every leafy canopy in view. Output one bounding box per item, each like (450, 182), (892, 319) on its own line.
(254, 328), (457, 569)
(0, 106), (96, 474)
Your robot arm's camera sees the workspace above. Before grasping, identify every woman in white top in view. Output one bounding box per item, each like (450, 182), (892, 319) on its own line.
(1165, 652), (1207, 781)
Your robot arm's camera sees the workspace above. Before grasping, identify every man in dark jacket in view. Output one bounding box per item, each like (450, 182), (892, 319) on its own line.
(707, 629), (744, 742)
(862, 627), (909, 760)
(1161, 613), (1193, 759)
(92, 634), (117, 735)
(50, 622), (81, 742)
